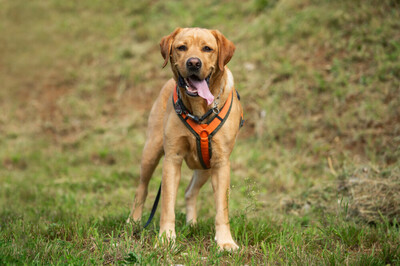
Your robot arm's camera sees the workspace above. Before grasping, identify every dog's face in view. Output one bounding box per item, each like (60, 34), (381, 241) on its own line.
(160, 28), (235, 105)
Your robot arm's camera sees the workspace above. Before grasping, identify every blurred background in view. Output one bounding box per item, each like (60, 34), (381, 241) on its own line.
(1, 0), (399, 262)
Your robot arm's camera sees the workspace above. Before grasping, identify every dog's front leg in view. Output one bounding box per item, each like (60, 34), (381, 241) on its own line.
(211, 161), (239, 251)
(159, 155), (182, 241)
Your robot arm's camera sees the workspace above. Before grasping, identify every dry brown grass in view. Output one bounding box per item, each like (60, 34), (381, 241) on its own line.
(340, 167), (400, 224)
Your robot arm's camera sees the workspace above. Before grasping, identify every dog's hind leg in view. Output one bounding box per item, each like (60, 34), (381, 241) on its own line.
(128, 135), (163, 222)
(185, 169), (210, 224)
(128, 80), (175, 223)
(128, 101), (166, 223)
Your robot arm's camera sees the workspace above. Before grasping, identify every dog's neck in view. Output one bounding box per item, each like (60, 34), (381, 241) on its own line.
(177, 68), (234, 121)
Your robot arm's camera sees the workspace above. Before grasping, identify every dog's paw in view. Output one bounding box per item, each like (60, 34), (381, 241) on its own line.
(186, 218), (197, 226)
(215, 226), (239, 252)
(158, 229), (176, 241)
(155, 231), (177, 250)
(217, 241), (239, 252)
(126, 216), (141, 224)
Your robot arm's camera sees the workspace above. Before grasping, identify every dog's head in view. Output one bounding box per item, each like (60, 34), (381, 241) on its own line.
(160, 27), (235, 105)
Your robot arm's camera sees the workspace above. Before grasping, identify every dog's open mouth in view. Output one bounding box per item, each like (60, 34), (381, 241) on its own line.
(178, 73), (214, 105)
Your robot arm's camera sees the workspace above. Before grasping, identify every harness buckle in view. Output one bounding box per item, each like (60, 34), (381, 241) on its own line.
(175, 102), (182, 115)
(187, 113), (200, 123)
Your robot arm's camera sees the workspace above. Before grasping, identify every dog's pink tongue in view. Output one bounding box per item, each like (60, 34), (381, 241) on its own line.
(189, 78), (214, 105)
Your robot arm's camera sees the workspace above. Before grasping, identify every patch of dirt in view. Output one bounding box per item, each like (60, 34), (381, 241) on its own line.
(3, 157), (28, 170)
(90, 153), (116, 165)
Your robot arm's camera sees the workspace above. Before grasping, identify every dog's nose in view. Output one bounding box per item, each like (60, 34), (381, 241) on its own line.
(186, 57), (202, 71)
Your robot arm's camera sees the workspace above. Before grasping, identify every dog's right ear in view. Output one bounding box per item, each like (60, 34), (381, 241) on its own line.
(160, 28), (182, 68)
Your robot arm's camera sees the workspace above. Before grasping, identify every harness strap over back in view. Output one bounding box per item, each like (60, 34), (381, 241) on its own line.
(173, 85), (241, 169)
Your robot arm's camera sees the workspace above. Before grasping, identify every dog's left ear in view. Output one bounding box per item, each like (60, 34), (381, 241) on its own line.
(212, 30), (236, 72)
(160, 27), (182, 68)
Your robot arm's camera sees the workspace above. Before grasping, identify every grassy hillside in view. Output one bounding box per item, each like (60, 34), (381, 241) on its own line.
(1, 0), (399, 264)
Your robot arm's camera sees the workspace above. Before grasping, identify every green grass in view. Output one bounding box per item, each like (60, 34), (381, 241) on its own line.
(1, 0), (400, 264)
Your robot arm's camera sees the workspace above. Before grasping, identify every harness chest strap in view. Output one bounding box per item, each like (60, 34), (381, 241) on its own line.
(173, 85), (239, 169)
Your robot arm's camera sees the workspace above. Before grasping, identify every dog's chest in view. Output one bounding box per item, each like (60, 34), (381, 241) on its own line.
(183, 135), (205, 169)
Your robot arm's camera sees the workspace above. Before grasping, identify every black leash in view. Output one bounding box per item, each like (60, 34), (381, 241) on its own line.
(143, 182), (162, 228)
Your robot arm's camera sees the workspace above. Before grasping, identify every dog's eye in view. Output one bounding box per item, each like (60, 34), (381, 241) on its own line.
(177, 45), (187, 51)
(202, 46), (213, 52)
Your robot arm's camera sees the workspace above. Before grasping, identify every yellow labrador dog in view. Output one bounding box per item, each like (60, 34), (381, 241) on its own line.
(128, 27), (243, 251)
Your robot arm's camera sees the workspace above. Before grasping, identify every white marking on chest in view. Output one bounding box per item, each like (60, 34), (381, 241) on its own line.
(225, 68), (234, 91)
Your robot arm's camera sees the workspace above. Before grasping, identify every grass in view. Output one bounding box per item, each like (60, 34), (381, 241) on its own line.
(1, 0), (400, 264)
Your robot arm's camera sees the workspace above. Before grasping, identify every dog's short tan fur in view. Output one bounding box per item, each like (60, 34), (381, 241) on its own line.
(128, 27), (242, 251)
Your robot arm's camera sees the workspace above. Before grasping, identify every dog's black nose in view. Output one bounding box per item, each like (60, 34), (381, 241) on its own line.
(186, 57), (202, 71)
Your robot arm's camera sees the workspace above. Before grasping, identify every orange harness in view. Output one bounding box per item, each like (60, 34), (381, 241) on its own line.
(173, 85), (243, 169)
